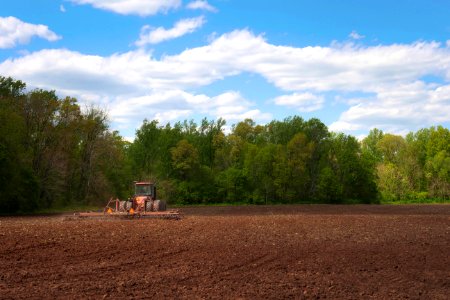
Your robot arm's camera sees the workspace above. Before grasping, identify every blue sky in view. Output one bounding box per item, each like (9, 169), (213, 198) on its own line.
(1, 0), (450, 140)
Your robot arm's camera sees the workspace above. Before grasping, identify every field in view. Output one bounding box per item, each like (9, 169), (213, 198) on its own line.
(1, 205), (449, 299)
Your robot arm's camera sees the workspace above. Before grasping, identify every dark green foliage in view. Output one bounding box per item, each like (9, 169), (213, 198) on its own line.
(329, 134), (377, 203)
(0, 76), (131, 213)
(0, 108), (39, 212)
(1, 76), (449, 211)
(127, 114), (449, 204)
(131, 115), (380, 204)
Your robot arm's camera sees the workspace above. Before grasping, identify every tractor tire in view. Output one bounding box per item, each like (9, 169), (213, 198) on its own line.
(159, 200), (167, 211)
(145, 200), (153, 212)
(119, 201), (127, 212)
(125, 201), (133, 211)
(152, 200), (160, 211)
(153, 200), (167, 211)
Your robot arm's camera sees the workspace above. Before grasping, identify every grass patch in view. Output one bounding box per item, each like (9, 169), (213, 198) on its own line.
(381, 198), (450, 205)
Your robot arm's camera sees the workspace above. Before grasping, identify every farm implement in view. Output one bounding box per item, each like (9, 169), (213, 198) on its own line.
(75, 181), (181, 220)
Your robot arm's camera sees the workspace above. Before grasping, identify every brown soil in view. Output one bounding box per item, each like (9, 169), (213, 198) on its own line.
(0, 205), (449, 299)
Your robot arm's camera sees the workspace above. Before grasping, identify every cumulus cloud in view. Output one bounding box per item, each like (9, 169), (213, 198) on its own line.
(349, 30), (365, 40)
(1, 29), (450, 135)
(273, 92), (324, 112)
(169, 30), (450, 93)
(136, 16), (205, 46)
(208, 91), (272, 121)
(329, 81), (450, 134)
(110, 90), (271, 127)
(70, 0), (181, 16)
(186, 0), (218, 12)
(0, 16), (61, 49)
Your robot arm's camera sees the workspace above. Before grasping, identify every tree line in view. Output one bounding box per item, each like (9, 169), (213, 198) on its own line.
(1, 76), (449, 212)
(0, 76), (131, 212)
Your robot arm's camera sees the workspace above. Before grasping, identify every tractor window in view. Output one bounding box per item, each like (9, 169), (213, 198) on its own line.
(135, 185), (152, 196)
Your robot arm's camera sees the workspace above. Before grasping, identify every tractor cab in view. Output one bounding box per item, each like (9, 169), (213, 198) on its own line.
(132, 181), (165, 212)
(134, 182), (156, 199)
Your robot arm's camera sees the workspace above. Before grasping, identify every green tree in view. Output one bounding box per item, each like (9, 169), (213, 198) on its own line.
(362, 128), (384, 163)
(233, 118), (256, 143)
(0, 102), (39, 212)
(377, 134), (406, 164)
(76, 107), (109, 204)
(317, 166), (342, 202)
(426, 150), (450, 199)
(131, 120), (162, 178)
(273, 145), (290, 202)
(244, 143), (276, 203)
(286, 133), (314, 200)
(330, 133), (377, 202)
(216, 167), (248, 203)
(377, 163), (411, 201)
(0, 76), (26, 99)
(171, 139), (200, 180)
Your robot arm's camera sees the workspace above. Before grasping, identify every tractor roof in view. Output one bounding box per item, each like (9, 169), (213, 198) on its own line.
(135, 181), (154, 185)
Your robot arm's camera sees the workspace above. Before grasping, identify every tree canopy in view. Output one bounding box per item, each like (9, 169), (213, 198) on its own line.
(1, 76), (449, 212)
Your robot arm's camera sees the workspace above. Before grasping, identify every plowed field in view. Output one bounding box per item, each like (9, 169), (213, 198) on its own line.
(1, 205), (449, 299)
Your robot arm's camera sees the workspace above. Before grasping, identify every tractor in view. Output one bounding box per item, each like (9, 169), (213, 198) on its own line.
(75, 181), (179, 219)
(120, 181), (167, 213)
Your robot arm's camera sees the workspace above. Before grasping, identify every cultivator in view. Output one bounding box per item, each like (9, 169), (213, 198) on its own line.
(75, 182), (181, 220)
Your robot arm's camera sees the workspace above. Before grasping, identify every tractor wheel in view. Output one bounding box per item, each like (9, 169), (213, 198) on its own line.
(152, 200), (160, 212)
(159, 200), (167, 211)
(125, 201), (133, 211)
(119, 201), (127, 212)
(145, 200), (153, 212)
(153, 200), (167, 211)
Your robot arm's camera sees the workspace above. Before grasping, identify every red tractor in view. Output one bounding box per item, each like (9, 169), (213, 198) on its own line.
(76, 181), (179, 219)
(95, 181), (180, 218)
(120, 181), (167, 213)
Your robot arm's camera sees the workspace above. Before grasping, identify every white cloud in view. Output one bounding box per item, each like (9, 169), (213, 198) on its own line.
(60, 5), (66, 12)
(329, 81), (450, 134)
(6, 30), (448, 98)
(329, 121), (362, 132)
(1, 29), (450, 136)
(109, 90), (271, 127)
(136, 16), (206, 46)
(208, 91), (272, 121)
(273, 92), (324, 112)
(154, 110), (193, 124)
(170, 30), (450, 93)
(0, 16), (61, 49)
(70, 0), (181, 16)
(349, 30), (365, 40)
(187, 0), (218, 12)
